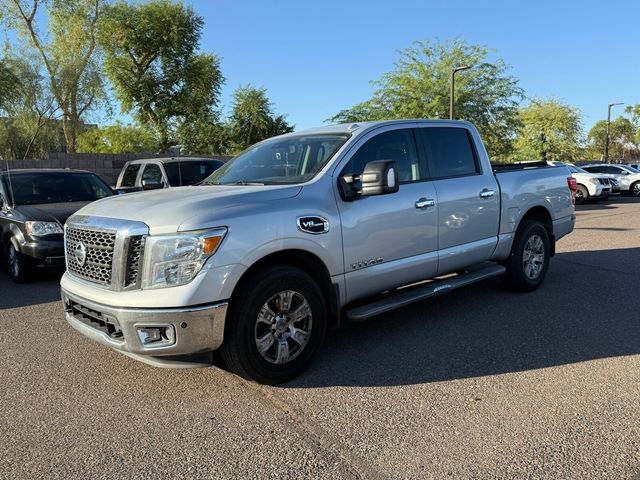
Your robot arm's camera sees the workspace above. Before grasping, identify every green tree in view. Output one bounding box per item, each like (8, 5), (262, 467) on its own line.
(228, 85), (293, 152)
(2, 0), (105, 152)
(99, 0), (223, 153)
(512, 98), (583, 162)
(330, 39), (524, 159)
(586, 117), (636, 161)
(177, 112), (231, 155)
(77, 122), (155, 153)
(0, 52), (61, 160)
(624, 104), (640, 143)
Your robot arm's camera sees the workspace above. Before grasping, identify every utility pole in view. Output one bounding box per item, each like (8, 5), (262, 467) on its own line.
(605, 102), (623, 163)
(450, 65), (471, 120)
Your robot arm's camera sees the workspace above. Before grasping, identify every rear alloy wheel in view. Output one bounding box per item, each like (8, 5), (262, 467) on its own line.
(630, 181), (640, 197)
(220, 266), (326, 384)
(7, 242), (31, 283)
(503, 220), (550, 292)
(574, 184), (588, 204)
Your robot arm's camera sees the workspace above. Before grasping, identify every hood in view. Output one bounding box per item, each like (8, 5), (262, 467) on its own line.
(73, 184), (302, 233)
(15, 201), (92, 224)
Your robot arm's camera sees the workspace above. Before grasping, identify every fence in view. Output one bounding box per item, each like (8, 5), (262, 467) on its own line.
(0, 152), (232, 186)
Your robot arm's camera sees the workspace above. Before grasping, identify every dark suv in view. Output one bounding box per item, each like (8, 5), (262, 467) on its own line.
(115, 157), (225, 193)
(0, 169), (114, 282)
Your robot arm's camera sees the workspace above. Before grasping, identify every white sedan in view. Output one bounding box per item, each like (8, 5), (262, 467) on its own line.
(582, 164), (640, 197)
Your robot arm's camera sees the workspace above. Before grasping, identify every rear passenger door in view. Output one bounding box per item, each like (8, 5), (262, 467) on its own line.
(415, 126), (499, 275)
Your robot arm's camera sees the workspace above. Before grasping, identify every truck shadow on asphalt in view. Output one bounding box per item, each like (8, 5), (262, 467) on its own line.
(0, 268), (63, 309)
(286, 247), (640, 388)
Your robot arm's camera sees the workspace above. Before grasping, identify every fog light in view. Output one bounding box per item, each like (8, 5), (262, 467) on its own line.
(137, 326), (175, 346)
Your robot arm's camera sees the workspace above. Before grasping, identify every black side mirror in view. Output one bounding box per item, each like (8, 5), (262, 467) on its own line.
(142, 179), (164, 190)
(360, 160), (399, 196)
(339, 160), (399, 201)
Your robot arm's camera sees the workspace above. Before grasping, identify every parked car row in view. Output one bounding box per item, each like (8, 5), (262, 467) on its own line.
(548, 161), (640, 203)
(580, 163), (640, 197)
(0, 158), (226, 282)
(547, 161), (618, 204)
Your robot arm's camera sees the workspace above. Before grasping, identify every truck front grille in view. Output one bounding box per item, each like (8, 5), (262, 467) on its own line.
(66, 227), (116, 286)
(124, 235), (145, 287)
(65, 217), (149, 290)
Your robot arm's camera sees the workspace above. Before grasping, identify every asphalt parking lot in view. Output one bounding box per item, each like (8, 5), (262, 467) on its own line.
(1, 197), (639, 479)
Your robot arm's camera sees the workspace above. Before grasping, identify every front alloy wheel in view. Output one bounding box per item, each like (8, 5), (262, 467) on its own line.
(220, 265), (326, 384)
(255, 290), (313, 364)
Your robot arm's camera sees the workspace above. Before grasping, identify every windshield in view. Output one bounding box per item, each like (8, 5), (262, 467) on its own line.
(8, 172), (113, 205)
(163, 160), (225, 186)
(203, 134), (349, 185)
(622, 165), (640, 173)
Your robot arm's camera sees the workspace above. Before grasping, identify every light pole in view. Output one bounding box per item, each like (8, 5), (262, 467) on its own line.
(605, 102), (623, 163)
(450, 65), (471, 120)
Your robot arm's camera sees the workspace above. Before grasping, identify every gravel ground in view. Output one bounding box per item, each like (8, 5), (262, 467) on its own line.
(1, 197), (639, 479)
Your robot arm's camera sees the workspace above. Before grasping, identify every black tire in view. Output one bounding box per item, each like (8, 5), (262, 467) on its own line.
(503, 220), (550, 292)
(630, 181), (640, 197)
(219, 265), (327, 385)
(7, 241), (31, 283)
(574, 184), (589, 204)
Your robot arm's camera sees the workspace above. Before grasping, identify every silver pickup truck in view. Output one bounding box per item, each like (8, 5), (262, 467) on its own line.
(61, 120), (575, 384)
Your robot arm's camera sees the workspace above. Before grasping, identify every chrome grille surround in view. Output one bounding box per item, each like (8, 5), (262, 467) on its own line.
(65, 215), (149, 291)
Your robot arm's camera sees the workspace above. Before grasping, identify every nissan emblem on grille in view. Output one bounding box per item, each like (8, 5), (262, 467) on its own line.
(74, 242), (87, 266)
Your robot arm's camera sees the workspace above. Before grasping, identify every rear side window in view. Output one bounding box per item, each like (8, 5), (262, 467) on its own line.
(120, 164), (141, 187)
(164, 161), (225, 186)
(589, 166), (621, 174)
(179, 160), (224, 185)
(418, 127), (479, 179)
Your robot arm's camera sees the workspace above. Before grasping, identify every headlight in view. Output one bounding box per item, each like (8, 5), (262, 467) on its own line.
(25, 221), (63, 236)
(587, 178), (597, 184)
(141, 228), (226, 289)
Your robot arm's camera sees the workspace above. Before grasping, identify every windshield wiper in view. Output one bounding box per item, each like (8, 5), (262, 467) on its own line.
(210, 181), (266, 186)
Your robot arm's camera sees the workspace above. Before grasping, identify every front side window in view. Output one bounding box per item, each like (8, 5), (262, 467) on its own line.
(141, 164), (164, 184)
(418, 127), (479, 179)
(121, 164), (141, 187)
(203, 134), (349, 185)
(342, 129), (422, 183)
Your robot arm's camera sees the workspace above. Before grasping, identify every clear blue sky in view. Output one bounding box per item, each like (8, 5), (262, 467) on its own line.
(187, 0), (639, 133)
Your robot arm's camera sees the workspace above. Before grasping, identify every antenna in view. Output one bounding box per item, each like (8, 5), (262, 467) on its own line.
(4, 157), (15, 208)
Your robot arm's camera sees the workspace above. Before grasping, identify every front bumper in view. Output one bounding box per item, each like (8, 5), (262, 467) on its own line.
(21, 239), (65, 264)
(62, 288), (228, 368)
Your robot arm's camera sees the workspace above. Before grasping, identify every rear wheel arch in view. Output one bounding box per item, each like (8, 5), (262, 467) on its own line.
(517, 206), (555, 256)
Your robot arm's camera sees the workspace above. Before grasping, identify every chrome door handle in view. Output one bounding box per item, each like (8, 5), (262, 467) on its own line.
(479, 189), (496, 199)
(415, 198), (436, 209)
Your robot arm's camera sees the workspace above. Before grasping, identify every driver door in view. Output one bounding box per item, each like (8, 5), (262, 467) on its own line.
(336, 127), (439, 303)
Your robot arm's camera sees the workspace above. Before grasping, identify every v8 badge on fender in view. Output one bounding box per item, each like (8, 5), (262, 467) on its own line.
(297, 216), (329, 234)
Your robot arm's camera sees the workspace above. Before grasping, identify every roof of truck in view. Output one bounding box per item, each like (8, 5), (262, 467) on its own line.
(294, 119), (474, 136)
